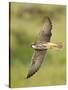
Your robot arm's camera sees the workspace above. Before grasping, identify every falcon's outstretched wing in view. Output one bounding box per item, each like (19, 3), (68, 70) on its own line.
(26, 16), (52, 78)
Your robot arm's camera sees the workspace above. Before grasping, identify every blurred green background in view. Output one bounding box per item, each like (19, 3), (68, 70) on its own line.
(10, 2), (66, 88)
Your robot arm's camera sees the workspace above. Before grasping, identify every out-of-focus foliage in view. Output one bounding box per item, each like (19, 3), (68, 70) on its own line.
(10, 2), (66, 88)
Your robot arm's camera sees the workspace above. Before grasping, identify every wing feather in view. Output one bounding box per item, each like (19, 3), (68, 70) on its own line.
(26, 16), (52, 78)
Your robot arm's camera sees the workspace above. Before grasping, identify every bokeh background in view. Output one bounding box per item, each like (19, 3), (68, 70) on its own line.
(10, 2), (66, 88)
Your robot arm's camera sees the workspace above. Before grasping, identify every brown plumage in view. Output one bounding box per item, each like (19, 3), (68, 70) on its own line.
(26, 16), (63, 79)
(26, 16), (52, 79)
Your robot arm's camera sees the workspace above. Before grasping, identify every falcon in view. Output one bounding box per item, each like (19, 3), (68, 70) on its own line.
(26, 16), (62, 79)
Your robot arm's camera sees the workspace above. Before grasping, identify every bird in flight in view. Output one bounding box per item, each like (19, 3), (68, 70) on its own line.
(26, 16), (62, 79)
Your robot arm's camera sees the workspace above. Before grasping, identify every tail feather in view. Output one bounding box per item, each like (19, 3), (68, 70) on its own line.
(46, 42), (63, 49)
(56, 42), (63, 48)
